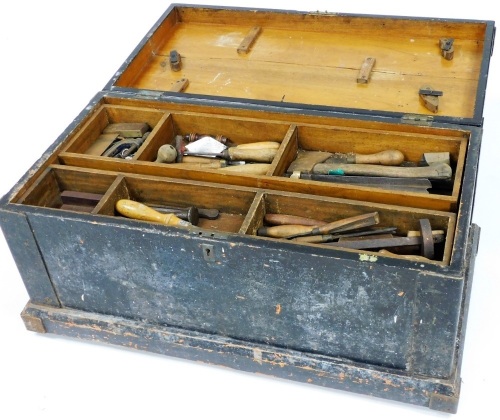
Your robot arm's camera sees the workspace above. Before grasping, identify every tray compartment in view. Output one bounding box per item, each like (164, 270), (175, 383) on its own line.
(278, 122), (467, 207)
(54, 98), (472, 212)
(241, 190), (456, 265)
(136, 111), (292, 169)
(95, 174), (258, 234)
(60, 104), (169, 159)
(16, 166), (116, 213)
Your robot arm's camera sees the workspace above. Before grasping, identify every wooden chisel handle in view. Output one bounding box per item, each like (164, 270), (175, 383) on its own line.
(170, 161), (226, 169)
(116, 199), (192, 227)
(259, 212), (380, 239)
(312, 162), (452, 179)
(235, 141), (281, 150)
(264, 213), (326, 226)
(257, 224), (313, 238)
(226, 147), (277, 163)
(313, 212), (380, 235)
(354, 150), (404, 165)
(218, 163), (271, 175)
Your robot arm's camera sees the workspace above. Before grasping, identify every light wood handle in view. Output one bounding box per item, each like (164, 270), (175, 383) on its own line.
(227, 147), (277, 163)
(257, 224), (313, 238)
(218, 163), (271, 175)
(264, 213), (326, 227)
(378, 249), (431, 262)
(407, 229), (445, 237)
(115, 199), (192, 227)
(169, 161), (225, 169)
(313, 162), (452, 179)
(155, 144), (177, 163)
(181, 156), (225, 164)
(235, 141), (281, 150)
(355, 150), (404, 166)
(292, 235), (331, 243)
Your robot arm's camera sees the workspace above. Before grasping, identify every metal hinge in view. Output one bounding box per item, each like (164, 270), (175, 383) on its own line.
(401, 114), (434, 126)
(134, 90), (164, 99)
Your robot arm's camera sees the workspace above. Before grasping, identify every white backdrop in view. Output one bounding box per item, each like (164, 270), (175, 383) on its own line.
(1, 1), (498, 419)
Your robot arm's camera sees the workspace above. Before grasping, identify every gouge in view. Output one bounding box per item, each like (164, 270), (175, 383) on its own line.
(115, 199), (192, 227)
(291, 227), (397, 243)
(257, 212), (379, 239)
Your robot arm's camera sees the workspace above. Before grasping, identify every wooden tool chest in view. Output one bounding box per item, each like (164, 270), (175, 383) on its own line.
(0, 4), (495, 413)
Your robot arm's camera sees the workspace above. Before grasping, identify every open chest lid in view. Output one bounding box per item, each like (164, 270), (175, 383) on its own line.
(106, 4), (495, 126)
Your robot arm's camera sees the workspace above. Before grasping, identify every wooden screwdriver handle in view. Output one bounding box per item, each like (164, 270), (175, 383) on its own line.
(218, 163), (271, 175)
(264, 213), (326, 226)
(313, 162), (452, 179)
(235, 141), (281, 150)
(115, 199), (192, 227)
(257, 224), (314, 238)
(354, 150), (404, 165)
(227, 147), (277, 163)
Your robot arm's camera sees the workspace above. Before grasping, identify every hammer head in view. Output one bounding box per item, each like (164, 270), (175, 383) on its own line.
(422, 152), (451, 166)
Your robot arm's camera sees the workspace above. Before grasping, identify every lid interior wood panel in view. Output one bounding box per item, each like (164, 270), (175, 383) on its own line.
(115, 6), (488, 120)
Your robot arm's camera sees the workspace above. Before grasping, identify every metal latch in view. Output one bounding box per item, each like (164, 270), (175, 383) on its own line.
(401, 114), (434, 126)
(134, 90), (163, 99)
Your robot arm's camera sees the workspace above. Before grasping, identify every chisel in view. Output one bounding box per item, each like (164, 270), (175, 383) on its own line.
(257, 212), (379, 239)
(287, 174), (432, 192)
(115, 199), (192, 227)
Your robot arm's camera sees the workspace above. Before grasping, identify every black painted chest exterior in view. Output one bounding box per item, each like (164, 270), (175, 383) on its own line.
(0, 4), (495, 413)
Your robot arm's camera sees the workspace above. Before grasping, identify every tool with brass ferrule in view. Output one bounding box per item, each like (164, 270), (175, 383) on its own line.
(115, 199), (192, 227)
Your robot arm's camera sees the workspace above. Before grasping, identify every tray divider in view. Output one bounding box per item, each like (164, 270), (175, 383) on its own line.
(266, 124), (298, 176)
(238, 192), (266, 235)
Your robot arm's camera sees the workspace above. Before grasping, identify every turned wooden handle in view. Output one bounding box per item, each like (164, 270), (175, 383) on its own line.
(235, 141), (281, 150)
(354, 150), (404, 166)
(313, 162), (452, 179)
(155, 144), (177, 163)
(315, 212), (380, 235)
(181, 156), (225, 164)
(169, 161), (225, 169)
(227, 147), (277, 163)
(257, 224), (313, 238)
(218, 163), (271, 175)
(264, 213), (326, 226)
(379, 249), (431, 262)
(258, 212), (380, 238)
(115, 199), (192, 227)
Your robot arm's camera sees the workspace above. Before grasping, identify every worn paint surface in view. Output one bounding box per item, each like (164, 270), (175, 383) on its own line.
(22, 302), (462, 413)
(26, 211), (468, 376)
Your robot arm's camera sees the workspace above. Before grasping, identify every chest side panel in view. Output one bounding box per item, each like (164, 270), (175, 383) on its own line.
(28, 213), (420, 370)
